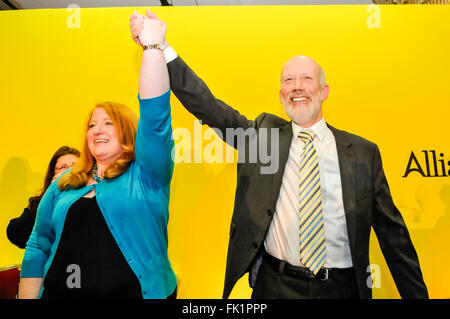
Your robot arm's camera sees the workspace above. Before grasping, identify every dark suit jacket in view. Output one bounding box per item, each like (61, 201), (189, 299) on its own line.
(167, 56), (428, 299)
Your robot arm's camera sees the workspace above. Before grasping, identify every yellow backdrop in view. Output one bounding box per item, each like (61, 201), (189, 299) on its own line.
(0, 5), (449, 299)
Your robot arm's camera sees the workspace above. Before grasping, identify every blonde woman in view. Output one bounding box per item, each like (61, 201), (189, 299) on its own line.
(19, 16), (176, 299)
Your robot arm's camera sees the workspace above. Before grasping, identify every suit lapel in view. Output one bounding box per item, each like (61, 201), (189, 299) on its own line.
(328, 124), (357, 247)
(271, 121), (293, 207)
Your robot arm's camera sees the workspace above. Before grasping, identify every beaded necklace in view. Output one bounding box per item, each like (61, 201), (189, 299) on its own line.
(92, 164), (103, 182)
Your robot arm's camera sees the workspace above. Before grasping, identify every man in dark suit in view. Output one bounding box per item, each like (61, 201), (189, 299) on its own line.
(130, 10), (428, 299)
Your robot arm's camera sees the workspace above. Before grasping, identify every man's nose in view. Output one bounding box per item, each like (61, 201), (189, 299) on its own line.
(293, 77), (305, 90)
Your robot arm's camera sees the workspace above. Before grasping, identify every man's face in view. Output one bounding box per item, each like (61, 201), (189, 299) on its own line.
(279, 56), (329, 127)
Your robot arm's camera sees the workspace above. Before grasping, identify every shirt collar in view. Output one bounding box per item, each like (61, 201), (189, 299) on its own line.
(292, 118), (327, 143)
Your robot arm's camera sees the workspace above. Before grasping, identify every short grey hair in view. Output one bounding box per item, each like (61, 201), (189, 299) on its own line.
(318, 64), (326, 86)
(281, 55), (327, 87)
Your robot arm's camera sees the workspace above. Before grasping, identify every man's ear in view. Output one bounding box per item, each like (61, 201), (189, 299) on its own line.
(321, 84), (330, 102)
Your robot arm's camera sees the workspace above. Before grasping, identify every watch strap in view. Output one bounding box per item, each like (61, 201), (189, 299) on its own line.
(143, 43), (164, 51)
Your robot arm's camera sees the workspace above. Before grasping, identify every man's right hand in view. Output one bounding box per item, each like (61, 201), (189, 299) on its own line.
(130, 9), (163, 46)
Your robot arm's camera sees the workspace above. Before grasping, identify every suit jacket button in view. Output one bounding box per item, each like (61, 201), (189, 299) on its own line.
(267, 209), (273, 216)
(252, 242), (258, 249)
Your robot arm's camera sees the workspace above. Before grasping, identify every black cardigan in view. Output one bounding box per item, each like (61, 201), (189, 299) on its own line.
(7, 198), (39, 249)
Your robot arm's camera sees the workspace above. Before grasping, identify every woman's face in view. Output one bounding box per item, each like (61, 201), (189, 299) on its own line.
(87, 107), (123, 165)
(54, 154), (79, 176)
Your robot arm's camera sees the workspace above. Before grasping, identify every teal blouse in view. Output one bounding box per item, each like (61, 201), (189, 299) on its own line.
(21, 90), (176, 299)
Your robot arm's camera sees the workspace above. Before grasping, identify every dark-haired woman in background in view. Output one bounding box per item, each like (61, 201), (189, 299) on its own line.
(7, 146), (80, 248)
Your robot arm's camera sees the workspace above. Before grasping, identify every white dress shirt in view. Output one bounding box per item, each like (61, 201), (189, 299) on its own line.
(164, 45), (178, 63)
(264, 118), (353, 268)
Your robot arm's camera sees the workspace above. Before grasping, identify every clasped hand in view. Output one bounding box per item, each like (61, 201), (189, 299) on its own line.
(130, 9), (166, 46)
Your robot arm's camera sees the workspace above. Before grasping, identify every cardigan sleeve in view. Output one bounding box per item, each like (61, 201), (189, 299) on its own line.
(134, 90), (174, 188)
(20, 182), (58, 278)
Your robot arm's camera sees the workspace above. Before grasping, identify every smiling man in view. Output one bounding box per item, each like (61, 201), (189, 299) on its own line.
(130, 10), (428, 299)
(279, 55), (329, 128)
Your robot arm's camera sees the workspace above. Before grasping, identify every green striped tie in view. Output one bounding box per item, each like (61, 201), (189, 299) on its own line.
(298, 129), (327, 275)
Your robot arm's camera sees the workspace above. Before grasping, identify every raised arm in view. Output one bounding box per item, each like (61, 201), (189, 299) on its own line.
(134, 10), (173, 186)
(138, 12), (169, 99)
(130, 10), (254, 140)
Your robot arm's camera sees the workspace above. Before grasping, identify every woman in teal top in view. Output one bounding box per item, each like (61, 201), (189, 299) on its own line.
(19, 17), (175, 299)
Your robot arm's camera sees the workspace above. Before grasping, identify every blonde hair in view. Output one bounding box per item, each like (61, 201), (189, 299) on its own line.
(58, 102), (138, 190)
